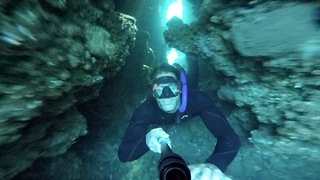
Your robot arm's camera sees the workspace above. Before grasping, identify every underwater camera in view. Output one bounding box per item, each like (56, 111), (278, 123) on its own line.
(158, 140), (191, 180)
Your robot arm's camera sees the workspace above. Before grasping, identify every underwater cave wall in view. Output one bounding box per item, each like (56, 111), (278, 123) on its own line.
(0, 0), (137, 179)
(165, 0), (320, 161)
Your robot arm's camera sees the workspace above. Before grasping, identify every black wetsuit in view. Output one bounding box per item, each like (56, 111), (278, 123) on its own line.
(118, 88), (241, 172)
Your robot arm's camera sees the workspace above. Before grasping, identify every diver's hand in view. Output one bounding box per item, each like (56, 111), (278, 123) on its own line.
(188, 163), (232, 180)
(146, 127), (171, 153)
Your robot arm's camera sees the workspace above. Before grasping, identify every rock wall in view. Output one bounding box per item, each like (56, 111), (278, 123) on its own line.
(0, 0), (137, 179)
(165, 0), (320, 165)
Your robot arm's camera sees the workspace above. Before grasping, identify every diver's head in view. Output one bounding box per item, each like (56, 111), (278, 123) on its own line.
(150, 64), (181, 114)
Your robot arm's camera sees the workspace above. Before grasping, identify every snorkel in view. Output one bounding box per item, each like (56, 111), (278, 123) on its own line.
(179, 69), (187, 113)
(172, 64), (187, 123)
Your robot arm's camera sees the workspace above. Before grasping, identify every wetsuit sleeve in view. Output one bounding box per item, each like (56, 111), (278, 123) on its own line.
(118, 105), (150, 162)
(197, 91), (241, 172)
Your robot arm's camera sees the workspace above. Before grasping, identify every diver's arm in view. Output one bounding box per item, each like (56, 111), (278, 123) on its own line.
(200, 111), (240, 172)
(118, 108), (150, 162)
(197, 91), (241, 172)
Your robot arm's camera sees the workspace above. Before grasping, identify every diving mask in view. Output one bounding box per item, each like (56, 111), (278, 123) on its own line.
(152, 76), (181, 99)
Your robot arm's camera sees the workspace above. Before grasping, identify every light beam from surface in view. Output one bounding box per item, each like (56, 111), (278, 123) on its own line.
(165, 0), (184, 65)
(167, 48), (179, 65)
(166, 0), (183, 21)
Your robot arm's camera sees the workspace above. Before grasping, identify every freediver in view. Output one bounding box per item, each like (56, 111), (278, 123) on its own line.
(118, 62), (240, 179)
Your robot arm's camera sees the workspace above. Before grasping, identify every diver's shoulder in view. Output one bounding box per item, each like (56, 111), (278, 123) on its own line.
(188, 88), (212, 101)
(188, 88), (209, 96)
(131, 97), (156, 119)
(135, 95), (156, 110)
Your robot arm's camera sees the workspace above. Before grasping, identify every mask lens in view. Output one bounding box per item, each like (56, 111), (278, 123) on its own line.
(153, 83), (179, 99)
(152, 76), (181, 99)
(168, 83), (179, 95)
(153, 84), (163, 98)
